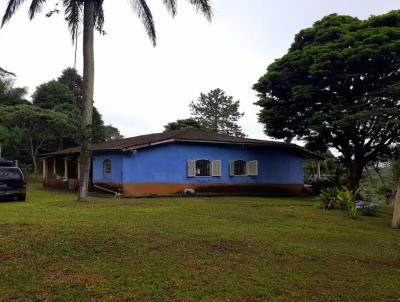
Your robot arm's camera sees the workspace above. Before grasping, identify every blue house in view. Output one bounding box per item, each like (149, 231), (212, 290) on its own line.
(42, 130), (320, 196)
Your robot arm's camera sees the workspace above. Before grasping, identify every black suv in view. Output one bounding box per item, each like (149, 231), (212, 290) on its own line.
(0, 161), (26, 201)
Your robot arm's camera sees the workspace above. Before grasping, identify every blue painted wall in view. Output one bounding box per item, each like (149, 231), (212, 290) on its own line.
(92, 142), (304, 184)
(92, 153), (123, 183)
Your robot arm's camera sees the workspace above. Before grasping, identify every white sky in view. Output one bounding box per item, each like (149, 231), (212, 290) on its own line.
(1, 0), (399, 139)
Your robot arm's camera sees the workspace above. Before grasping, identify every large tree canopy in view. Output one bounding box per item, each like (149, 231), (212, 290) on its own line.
(32, 68), (119, 144)
(254, 12), (400, 189)
(0, 105), (71, 173)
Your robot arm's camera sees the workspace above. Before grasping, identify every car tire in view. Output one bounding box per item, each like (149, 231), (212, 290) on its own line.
(16, 194), (26, 201)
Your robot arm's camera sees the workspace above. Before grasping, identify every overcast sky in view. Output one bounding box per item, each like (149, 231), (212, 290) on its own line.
(1, 0), (399, 139)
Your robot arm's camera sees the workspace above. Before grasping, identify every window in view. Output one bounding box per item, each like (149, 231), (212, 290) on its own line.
(230, 160), (258, 176)
(187, 160), (221, 177)
(0, 168), (23, 180)
(103, 159), (112, 176)
(233, 160), (247, 176)
(196, 159), (211, 176)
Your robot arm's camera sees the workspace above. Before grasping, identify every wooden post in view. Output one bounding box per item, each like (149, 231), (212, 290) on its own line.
(317, 161), (321, 180)
(42, 158), (47, 180)
(53, 158), (56, 177)
(77, 157), (80, 180)
(64, 158), (68, 178)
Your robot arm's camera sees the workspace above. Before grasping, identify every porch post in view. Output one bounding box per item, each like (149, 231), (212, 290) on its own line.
(53, 158), (56, 177)
(42, 158), (47, 180)
(317, 161), (321, 180)
(64, 157), (68, 178)
(77, 157), (80, 180)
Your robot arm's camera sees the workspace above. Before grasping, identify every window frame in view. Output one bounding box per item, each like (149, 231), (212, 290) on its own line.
(232, 160), (247, 177)
(187, 159), (221, 178)
(230, 160), (258, 177)
(103, 159), (112, 177)
(195, 159), (212, 177)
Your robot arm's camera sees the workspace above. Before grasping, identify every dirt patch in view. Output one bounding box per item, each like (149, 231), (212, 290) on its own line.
(44, 269), (105, 285)
(0, 223), (35, 235)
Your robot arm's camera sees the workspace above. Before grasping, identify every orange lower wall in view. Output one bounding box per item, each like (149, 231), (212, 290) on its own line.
(93, 182), (304, 196)
(45, 179), (304, 196)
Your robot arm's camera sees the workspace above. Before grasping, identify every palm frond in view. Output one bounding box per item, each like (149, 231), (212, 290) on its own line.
(2, 0), (26, 27)
(187, 0), (212, 21)
(162, 0), (177, 17)
(28, 0), (47, 20)
(130, 0), (156, 46)
(63, 0), (82, 43)
(94, 0), (105, 34)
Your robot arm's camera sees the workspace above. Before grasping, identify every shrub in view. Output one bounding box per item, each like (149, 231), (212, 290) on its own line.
(319, 187), (339, 209)
(361, 202), (380, 217)
(310, 178), (336, 194)
(336, 187), (359, 219)
(317, 186), (380, 219)
(375, 183), (392, 204)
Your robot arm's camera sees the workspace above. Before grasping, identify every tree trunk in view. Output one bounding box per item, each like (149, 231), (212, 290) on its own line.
(346, 161), (364, 191)
(32, 157), (37, 175)
(392, 180), (400, 228)
(78, 0), (95, 202)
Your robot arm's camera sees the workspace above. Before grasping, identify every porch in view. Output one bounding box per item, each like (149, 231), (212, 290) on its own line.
(42, 155), (82, 191)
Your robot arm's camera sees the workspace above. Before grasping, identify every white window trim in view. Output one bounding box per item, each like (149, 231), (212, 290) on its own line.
(187, 159), (221, 177)
(230, 160), (258, 177)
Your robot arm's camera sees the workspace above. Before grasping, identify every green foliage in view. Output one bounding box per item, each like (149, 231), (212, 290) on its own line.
(254, 11), (400, 189)
(164, 118), (205, 132)
(362, 204), (378, 217)
(190, 88), (245, 137)
(103, 125), (123, 141)
(319, 187), (339, 209)
(0, 68), (29, 107)
(0, 105), (72, 173)
(32, 68), (120, 144)
(337, 187), (359, 219)
(375, 183), (393, 204)
(360, 163), (394, 204)
(32, 80), (73, 109)
(318, 186), (379, 219)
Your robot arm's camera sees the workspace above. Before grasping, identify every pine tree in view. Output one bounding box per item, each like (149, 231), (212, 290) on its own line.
(190, 88), (245, 137)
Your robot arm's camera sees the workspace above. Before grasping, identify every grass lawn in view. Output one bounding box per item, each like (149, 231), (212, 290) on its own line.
(0, 183), (399, 302)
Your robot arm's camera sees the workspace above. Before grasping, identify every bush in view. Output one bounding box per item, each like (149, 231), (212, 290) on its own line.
(375, 183), (392, 204)
(319, 187), (339, 209)
(337, 187), (359, 219)
(310, 178), (336, 194)
(317, 186), (380, 219)
(356, 200), (381, 217)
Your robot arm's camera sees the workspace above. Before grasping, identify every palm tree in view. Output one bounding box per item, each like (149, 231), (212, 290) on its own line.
(2, 0), (212, 201)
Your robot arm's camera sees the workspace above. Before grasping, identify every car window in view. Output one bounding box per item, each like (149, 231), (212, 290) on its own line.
(0, 168), (23, 180)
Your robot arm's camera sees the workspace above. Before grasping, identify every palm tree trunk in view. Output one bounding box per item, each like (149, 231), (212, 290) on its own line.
(392, 180), (400, 228)
(78, 0), (95, 202)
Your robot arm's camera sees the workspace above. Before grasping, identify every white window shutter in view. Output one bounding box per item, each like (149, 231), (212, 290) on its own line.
(247, 160), (258, 176)
(187, 160), (196, 177)
(229, 160), (234, 176)
(211, 160), (222, 177)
